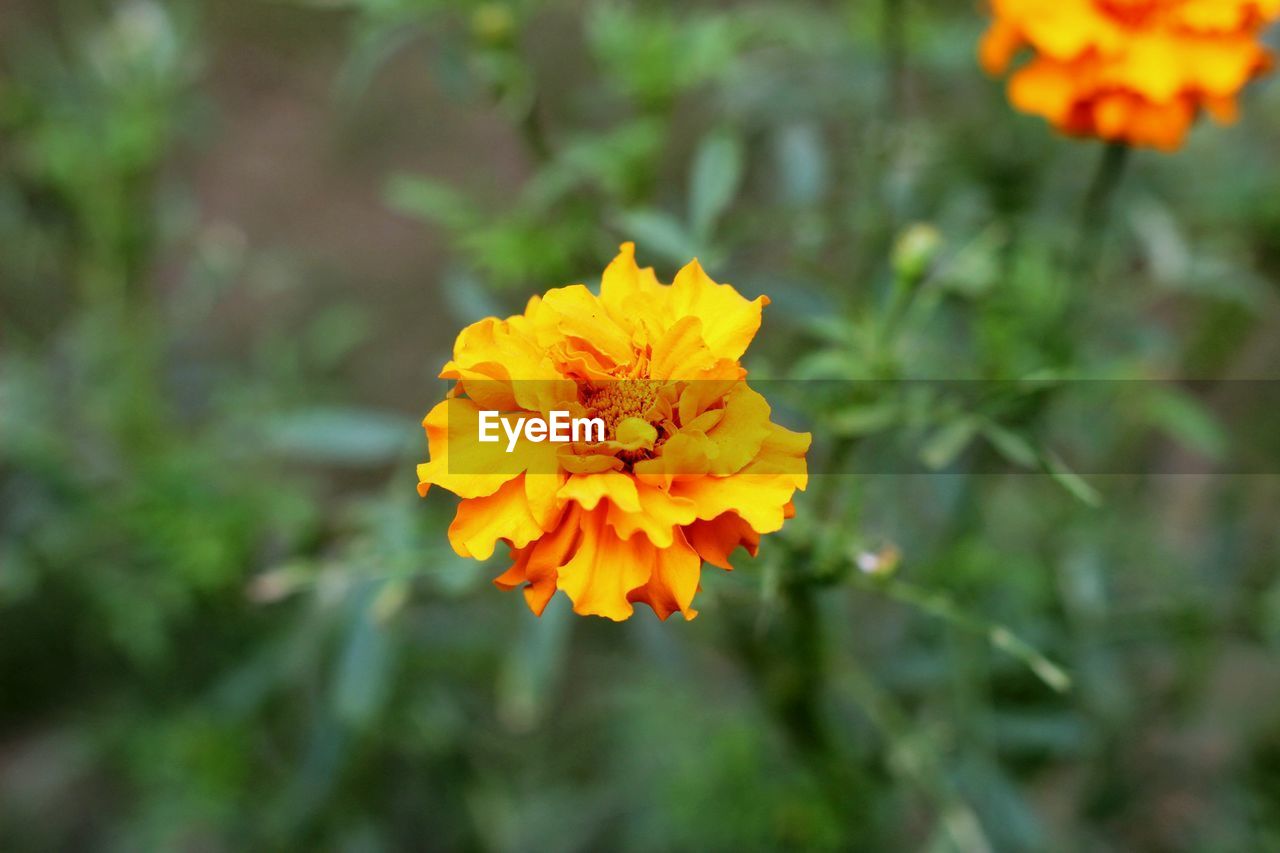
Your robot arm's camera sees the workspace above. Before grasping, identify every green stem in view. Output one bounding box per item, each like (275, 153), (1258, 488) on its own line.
(1074, 142), (1130, 273)
(517, 92), (552, 164)
(1083, 143), (1128, 224)
(775, 578), (827, 751)
(728, 574), (851, 819)
(876, 272), (916, 354)
(882, 0), (906, 116)
(813, 436), (854, 526)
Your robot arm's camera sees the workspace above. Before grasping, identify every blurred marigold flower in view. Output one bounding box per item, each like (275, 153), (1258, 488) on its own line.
(417, 244), (810, 621)
(980, 0), (1280, 150)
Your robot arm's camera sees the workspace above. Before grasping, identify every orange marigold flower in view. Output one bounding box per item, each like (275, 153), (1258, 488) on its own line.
(417, 244), (810, 621)
(980, 0), (1280, 150)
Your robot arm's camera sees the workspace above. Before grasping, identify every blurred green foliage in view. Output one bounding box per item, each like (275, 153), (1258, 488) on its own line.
(4, 0), (1280, 850)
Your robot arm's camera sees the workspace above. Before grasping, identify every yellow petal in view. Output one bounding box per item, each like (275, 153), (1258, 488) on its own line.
(599, 242), (669, 342)
(497, 506), (582, 616)
(979, 19), (1024, 74)
(416, 398), (560, 499)
(417, 399), (517, 499)
(605, 480), (697, 548)
(677, 378), (738, 427)
(703, 384), (774, 476)
(1009, 59), (1083, 125)
(673, 471), (799, 534)
(685, 512), (760, 570)
(448, 475), (543, 560)
(535, 284), (635, 366)
(669, 259), (768, 362)
(558, 471), (641, 512)
(625, 529), (701, 621)
(648, 315), (718, 379)
(614, 417), (658, 451)
(748, 420), (812, 488)
(557, 449), (626, 474)
(555, 508), (652, 621)
(633, 430), (715, 489)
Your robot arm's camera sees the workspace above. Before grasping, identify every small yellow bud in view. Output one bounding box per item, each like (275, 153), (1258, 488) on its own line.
(471, 3), (516, 46)
(892, 223), (943, 284)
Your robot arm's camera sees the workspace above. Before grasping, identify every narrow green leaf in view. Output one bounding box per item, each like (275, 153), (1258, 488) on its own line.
(829, 402), (900, 437)
(332, 585), (394, 729)
(920, 416), (979, 470)
(384, 174), (475, 229)
(496, 595), (573, 732)
(981, 421), (1038, 469)
(855, 576), (1072, 694)
(615, 209), (703, 265)
(773, 123), (826, 206)
(1144, 387), (1227, 460)
(1043, 451), (1102, 507)
(988, 626), (1072, 694)
(265, 407), (411, 466)
(687, 130), (744, 241)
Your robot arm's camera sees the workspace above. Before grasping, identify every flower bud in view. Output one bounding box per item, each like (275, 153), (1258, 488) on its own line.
(891, 223), (942, 285)
(471, 3), (516, 47)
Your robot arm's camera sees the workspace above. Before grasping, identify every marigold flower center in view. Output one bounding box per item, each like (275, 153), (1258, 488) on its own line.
(582, 380), (663, 457)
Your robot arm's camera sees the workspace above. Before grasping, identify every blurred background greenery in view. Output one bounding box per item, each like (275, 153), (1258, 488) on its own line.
(4, 0), (1280, 849)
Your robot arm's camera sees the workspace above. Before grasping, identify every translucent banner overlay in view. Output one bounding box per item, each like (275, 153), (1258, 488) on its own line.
(429, 379), (1280, 476)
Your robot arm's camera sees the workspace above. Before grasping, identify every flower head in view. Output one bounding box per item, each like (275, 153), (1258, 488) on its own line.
(980, 0), (1280, 149)
(417, 244), (809, 621)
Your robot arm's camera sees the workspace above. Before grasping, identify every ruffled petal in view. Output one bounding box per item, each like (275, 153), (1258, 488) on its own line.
(668, 259), (768, 363)
(558, 470), (641, 512)
(448, 475), (543, 560)
(979, 19), (1024, 74)
(534, 285), (635, 367)
(648, 316), (719, 380)
(496, 505), (583, 616)
(417, 398), (560, 499)
(555, 508), (652, 620)
(626, 528), (701, 620)
(606, 480), (698, 548)
(703, 385), (774, 476)
(685, 512), (760, 570)
(599, 242), (669, 343)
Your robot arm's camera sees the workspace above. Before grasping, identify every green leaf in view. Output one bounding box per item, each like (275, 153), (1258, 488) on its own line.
(615, 209), (704, 265)
(335, 21), (425, 104)
(790, 350), (859, 381)
(1043, 451), (1102, 507)
(1144, 387), (1227, 460)
(496, 595), (573, 732)
(384, 174), (476, 230)
(920, 416), (979, 470)
(773, 123), (827, 206)
(441, 267), (504, 325)
(988, 626), (1072, 694)
(265, 407), (411, 467)
(331, 584), (395, 729)
(856, 576), (1072, 694)
(688, 130), (744, 241)
(829, 402), (900, 437)
(548, 118), (663, 202)
(981, 422), (1038, 469)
